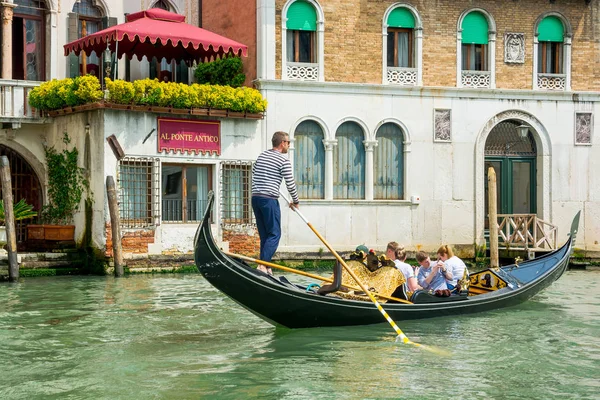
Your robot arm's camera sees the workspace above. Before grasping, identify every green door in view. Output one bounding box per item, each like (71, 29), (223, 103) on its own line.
(485, 157), (536, 228)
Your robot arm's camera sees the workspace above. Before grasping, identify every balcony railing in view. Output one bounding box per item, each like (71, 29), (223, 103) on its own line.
(286, 62), (319, 81)
(537, 73), (566, 90)
(0, 80), (43, 121)
(386, 67), (417, 86)
(461, 70), (491, 88)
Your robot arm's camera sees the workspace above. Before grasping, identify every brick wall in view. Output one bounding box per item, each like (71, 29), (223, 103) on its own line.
(274, 0), (599, 90)
(222, 225), (260, 256)
(105, 223), (155, 257)
(202, 0), (257, 85)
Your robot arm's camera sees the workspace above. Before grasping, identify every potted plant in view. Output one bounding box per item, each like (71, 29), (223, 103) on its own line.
(0, 199), (37, 253)
(27, 132), (88, 242)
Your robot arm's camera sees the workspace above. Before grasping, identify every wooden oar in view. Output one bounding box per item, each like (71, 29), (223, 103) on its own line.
(223, 251), (413, 304)
(279, 193), (420, 347)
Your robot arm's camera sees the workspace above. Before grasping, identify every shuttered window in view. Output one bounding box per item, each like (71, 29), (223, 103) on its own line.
(374, 123), (404, 200)
(294, 121), (325, 199)
(286, 1), (317, 63)
(286, 1), (317, 31)
(537, 16), (564, 74)
(538, 16), (564, 42)
(387, 7), (415, 28)
(334, 122), (365, 200)
(461, 12), (488, 44)
(461, 11), (488, 71)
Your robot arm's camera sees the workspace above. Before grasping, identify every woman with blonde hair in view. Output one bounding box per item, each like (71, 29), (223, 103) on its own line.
(437, 245), (467, 292)
(386, 242), (420, 292)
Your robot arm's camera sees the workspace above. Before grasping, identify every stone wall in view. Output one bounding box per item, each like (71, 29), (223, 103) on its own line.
(105, 223), (155, 257)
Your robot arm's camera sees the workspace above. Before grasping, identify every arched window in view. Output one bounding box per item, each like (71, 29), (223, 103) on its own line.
(535, 15), (570, 90)
(153, 0), (170, 10)
(462, 12), (488, 71)
(387, 8), (414, 68)
(282, 0), (323, 81)
(383, 5), (421, 86)
(67, 1), (114, 81)
(374, 123), (404, 200)
(13, 0), (48, 81)
(294, 120), (325, 199)
(334, 122), (365, 199)
(459, 10), (495, 88)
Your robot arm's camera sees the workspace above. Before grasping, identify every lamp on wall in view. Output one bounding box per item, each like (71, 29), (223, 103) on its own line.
(517, 124), (530, 140)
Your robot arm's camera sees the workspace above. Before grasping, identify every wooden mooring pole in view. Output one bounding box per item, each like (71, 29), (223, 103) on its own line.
(106, 176), (124, 277)
(1, 156), (19, 281)
(488, 166), (499, 269)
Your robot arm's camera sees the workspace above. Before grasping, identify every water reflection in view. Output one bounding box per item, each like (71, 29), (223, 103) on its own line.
(0, 271), (599, 399)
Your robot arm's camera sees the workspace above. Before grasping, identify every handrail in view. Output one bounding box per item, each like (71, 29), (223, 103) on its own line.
(496, 213), (557, 250)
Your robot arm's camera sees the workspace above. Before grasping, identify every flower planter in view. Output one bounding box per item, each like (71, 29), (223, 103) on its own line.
(27, 224), (75, 241)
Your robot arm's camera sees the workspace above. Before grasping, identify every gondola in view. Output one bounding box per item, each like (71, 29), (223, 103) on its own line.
(194, 192), (580, 328)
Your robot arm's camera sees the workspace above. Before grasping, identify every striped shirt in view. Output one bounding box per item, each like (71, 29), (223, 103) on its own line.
(252, 149), (299, 203)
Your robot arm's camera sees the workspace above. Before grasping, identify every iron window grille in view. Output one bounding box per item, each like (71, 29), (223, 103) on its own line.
(117, 157), (160, 228)
(220, 161), (254, 225)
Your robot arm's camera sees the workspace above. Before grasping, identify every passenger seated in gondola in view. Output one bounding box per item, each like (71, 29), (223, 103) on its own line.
(386, 242), (421, 293)
(415, 251), (450, 292)
(437, 245), (469, 292)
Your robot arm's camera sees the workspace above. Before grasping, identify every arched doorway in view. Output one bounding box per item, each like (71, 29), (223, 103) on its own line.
(484, 120), (537, 228)
(0, 145), (42, 247)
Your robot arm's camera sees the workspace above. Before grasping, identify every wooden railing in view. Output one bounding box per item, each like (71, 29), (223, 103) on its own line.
(496, 214), (557, 251)
(0, 79), (42, 120)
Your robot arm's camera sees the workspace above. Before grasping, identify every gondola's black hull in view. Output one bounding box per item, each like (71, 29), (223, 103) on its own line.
(195, 193), (579, 328)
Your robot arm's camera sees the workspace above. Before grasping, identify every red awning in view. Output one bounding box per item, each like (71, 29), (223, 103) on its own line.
(63, 8), (247, 63)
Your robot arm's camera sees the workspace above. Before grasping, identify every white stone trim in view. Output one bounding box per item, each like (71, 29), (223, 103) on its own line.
(281, 0), (324, 82)
(255, 79), (600, 102)
(381, 3), (423, 86)
(373, 118), (412, 152)
(474, 109), (552, 244)
(456, 8), (497, 89)
(257, 0), (276, 80)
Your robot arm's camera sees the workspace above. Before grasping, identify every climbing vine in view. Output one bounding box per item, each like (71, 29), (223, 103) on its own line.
(41, 133), (88, 224)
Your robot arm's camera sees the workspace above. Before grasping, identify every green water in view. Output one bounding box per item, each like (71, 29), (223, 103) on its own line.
(0, 270), (599, 399)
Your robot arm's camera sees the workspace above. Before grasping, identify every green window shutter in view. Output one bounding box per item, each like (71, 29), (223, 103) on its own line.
(68, 13), (80, 78)
(286, 1), (317, 31)
(461, 12), (489, 44)
(538, 16), (564, 42)
(387, 8), (415, 28)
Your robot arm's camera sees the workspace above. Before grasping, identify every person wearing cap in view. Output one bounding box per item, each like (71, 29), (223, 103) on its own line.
(251, 131), (299, 275)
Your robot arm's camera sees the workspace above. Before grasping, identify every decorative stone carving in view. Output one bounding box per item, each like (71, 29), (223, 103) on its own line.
(386, 67), (417, 86)
(287, 62), (318, 81)
(575, 112), (592, 145)
(461, 70), (491, 88)
(504, 33), (525, 64)
(538, 74), (566, 90)
(434, 109), (451, 142)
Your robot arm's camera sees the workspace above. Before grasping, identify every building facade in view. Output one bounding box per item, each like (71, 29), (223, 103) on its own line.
(1, 0), (599, 259)
(253, 0), (600, 256)
(0, 0), (262, 257)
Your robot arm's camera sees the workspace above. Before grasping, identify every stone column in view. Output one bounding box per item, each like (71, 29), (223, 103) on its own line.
(1, 3), (16, 79)
(323, 139), (337, 200)
(364, 140), (378, 201)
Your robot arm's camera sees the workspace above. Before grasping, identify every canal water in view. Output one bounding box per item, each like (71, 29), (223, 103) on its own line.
(0, 270), (599, 400)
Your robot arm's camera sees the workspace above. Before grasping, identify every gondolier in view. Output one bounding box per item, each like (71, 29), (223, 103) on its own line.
(252, 131), (299, 274)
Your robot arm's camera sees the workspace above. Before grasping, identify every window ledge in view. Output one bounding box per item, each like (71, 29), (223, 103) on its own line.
(298, 199), (413, 206)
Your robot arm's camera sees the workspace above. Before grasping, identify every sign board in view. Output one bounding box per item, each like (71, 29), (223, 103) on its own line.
(157, 118), (221, 155)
